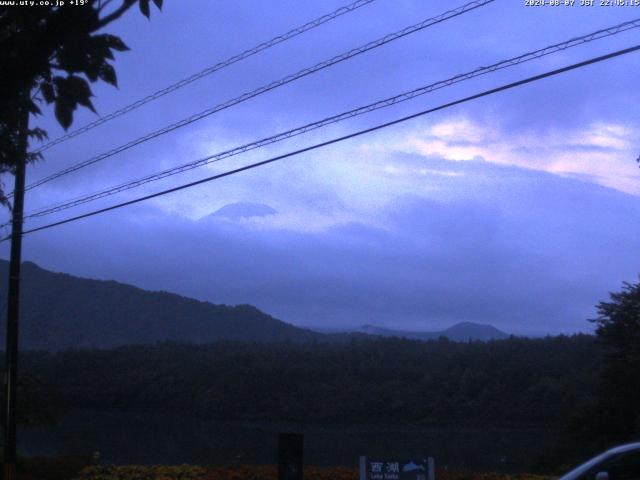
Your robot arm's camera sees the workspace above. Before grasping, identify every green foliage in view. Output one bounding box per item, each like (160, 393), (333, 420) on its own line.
(0, 260), (321, 350)
(0, 0), (162, 202)
(592, 279), (640, 362)
(75, 465), (207, 480)
(17, 335), (599, 428)
(589, 278), (640, 442)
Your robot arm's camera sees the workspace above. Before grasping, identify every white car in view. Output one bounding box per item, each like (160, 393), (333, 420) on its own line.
(559, 443), (640, 480)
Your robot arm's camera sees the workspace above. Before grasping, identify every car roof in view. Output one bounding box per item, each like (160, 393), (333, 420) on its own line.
(605, 442), (640, 455)
(559, 442), (640, 480)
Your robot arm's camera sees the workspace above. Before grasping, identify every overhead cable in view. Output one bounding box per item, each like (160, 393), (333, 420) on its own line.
(21, 18), (640, 220)
(31, 0), (378, 154)
(20, 0), (495, 194)
(9, 43), (639, 240)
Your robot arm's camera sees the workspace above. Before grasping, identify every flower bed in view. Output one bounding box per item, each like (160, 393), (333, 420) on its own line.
(72, 465), (554, 480)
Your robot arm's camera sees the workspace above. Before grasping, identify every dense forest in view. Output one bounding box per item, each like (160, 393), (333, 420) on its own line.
(0, 261), (507, 350)
(19, 335), (599, 428)
(7, 327), (640, 472)
(7, 278), (639, 472)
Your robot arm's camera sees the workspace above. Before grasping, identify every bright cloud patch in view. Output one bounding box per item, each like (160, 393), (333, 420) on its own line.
(391, 116), (639, 196)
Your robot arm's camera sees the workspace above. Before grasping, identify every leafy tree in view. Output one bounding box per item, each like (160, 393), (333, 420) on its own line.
(0, 0), (163, 438)
(590, 278), (640, 442)
(12, 336), (601, 472)
(0, 0), (163, 205)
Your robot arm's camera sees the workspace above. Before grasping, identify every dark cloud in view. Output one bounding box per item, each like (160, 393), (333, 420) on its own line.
(6, 158), (639, 336)
(18, 0), (640, 203)
(2, 1), (639, 337)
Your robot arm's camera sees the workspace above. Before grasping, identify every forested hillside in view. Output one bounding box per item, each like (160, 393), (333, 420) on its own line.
(0, 260), (504, 350)
(0, 260), (321, 349)
(21, 335), (599, 427)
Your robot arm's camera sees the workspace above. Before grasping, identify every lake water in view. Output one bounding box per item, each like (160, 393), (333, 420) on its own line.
(19, 410), (555, 471)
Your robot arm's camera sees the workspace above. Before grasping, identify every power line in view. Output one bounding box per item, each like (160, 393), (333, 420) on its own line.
(20, 17), (640, 221)
(19, 0), (494, 194)
(30, 0), (377, 155)
(9, 43), (639, 241)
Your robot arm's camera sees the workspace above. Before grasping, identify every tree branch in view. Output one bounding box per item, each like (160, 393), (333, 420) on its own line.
(97, 0), (136, 29)
(98, 0), (116, 13)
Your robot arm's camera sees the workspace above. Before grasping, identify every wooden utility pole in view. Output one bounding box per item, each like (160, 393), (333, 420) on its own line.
(3, 91), (29, 480)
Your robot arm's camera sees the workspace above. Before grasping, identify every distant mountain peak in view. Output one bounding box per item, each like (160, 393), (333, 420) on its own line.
(442, 322), (509, 341)
(205, 202), (277, 220)
(356, 322), (508, 342)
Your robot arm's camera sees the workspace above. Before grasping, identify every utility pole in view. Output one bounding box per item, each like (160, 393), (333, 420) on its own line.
(3, 91), (29, 480)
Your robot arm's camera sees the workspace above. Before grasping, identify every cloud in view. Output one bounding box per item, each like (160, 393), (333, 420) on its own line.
(387, 115), (640, 196)
(9, 152), (640, 336)
(3, 0), (640, 339)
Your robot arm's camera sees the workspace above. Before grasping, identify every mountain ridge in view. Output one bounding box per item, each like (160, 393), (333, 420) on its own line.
(0, 260), (320, 350)
(203, 202), (277, 220)
(0, 260), (510, 350)
(357, 322), (509, 341)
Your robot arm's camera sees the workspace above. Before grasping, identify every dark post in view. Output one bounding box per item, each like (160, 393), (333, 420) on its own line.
(3, 92), (29, 480)
(278, 432), (304, 480)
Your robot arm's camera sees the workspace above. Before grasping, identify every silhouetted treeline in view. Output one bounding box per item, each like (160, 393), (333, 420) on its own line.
(18, 335), (600, 428)
(0, 261), (324, 350)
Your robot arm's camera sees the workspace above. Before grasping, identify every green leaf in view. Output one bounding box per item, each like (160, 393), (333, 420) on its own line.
(28, 101), (42, 116)
(65, 75), (96, 113)
(52, 76), (66, 92)
(41, 81), (55, 104)
(54, 99), (73, 130)
(85, 61), (100, 82)
(152, 0), (163, 9)
(98, 63), (117, 87)
(89, 36), (115, 60)
(77, 95), (96, 113)
(51, 75), (96, 127)
(139, 0), (151, 18)
(55, 39), (91, 73)
(65, 75), (91, 96)
(26, 151), (44, 163)
(99, 33), (129, 52)
(27, 127), (48, 142)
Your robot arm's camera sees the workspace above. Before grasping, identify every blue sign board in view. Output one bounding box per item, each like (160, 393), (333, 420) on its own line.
(359, 457), (435, 480)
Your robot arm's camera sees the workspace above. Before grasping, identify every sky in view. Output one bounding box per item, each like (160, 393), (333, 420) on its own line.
(2, 0), (640, 335)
